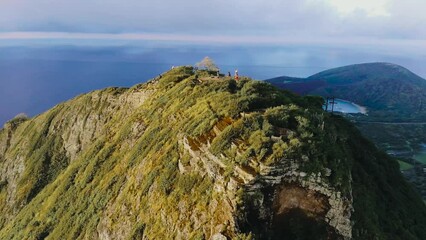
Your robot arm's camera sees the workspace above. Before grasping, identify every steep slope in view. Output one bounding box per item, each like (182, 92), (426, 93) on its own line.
(267, 62), (426, 120)
(0, 66), (425, 239)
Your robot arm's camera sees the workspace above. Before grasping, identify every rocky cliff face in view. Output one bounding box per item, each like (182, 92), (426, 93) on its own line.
(0, 66), (425, 240)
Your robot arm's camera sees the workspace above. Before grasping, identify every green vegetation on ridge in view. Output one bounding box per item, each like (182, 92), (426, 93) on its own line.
(0, 66), (425, 239)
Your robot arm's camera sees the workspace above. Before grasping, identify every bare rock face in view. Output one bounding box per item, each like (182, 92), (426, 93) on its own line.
(235, 157), (353, 239)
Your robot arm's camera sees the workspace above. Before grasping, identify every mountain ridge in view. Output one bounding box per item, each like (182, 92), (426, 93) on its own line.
(0, 66), (425, 239)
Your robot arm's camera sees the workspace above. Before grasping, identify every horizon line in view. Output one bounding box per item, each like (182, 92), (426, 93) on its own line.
(0, 31), (426, 49)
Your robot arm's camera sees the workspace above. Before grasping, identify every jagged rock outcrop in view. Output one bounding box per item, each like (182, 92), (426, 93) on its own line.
(182, 133), (353, 239)
(0, 66), (425, 240)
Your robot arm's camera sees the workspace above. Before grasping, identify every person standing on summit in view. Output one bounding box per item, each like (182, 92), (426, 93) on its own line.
(234, 69), (239, 81)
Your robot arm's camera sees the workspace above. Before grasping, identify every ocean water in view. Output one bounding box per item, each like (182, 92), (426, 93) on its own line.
(0, 59), (314, 126)
(0, 60), (172, 126)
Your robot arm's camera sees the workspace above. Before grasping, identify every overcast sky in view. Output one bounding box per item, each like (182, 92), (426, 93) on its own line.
(0, 0), (425, 51)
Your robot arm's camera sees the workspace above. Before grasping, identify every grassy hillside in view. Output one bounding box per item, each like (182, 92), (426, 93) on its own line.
(0, 66), (425, 239)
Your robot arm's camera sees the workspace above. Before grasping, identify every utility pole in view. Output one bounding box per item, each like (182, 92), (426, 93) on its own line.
(324, 97), (337, 113)
(329, 97), (336, 113)
(325, 97), (329, 111)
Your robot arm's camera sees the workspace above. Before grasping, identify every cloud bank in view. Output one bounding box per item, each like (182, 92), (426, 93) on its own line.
(0, 0), (425, 39)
